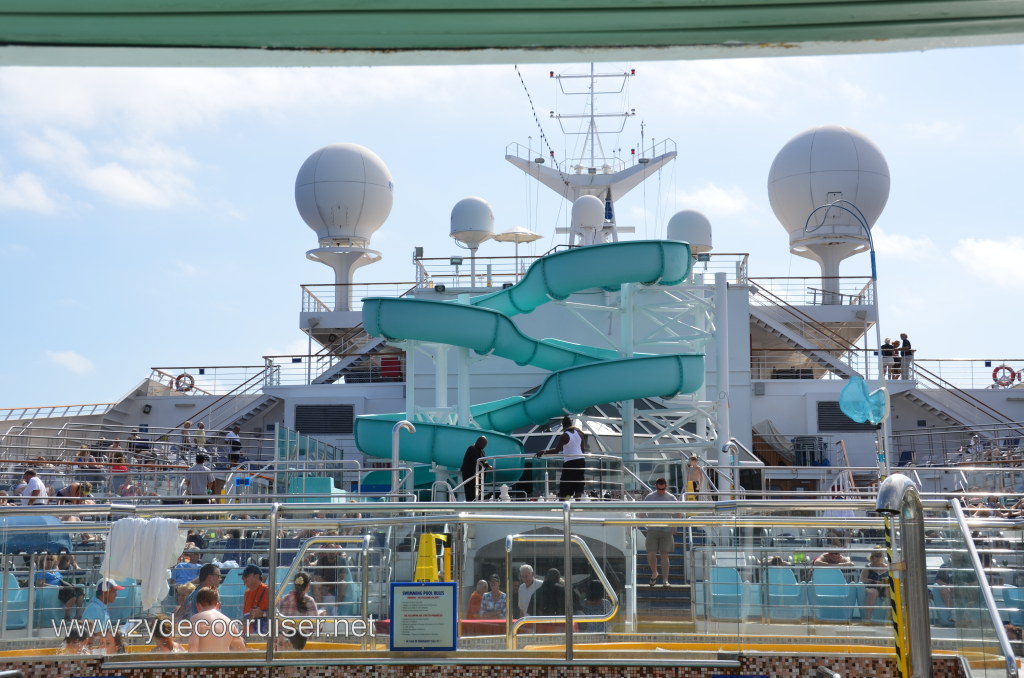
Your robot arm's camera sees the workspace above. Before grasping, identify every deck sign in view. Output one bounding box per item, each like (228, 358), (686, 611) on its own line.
(389, 582), (458, 651)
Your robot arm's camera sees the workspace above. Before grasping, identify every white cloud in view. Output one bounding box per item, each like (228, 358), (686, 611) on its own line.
(903, 119), (963, 141)
(872, 227), (937, 261)
(18, 128), (196, 208)
(173, 261), (201, 278)
(46, 350), (95, 376)
(0, 67), (499, 136)
(673, 183), (751, 217)
(265, 337), (314, 358)
(953, 237), (1024, 288)
(0, 171), (58, 214)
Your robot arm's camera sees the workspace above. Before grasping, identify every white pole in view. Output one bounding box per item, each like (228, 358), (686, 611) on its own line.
(435, 346), (448, 409)
(620, 282), (635, 463)
(714, 273), (733, 494)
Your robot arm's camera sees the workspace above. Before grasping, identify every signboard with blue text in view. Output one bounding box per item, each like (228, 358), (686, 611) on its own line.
(389, 582), (458, 651)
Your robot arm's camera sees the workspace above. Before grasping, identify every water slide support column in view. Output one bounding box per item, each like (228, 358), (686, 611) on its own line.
(433, 345), (450, 496)
(620, 282), (635, 463)
(405, 342), (417, 420)
(435, 346), (448, 409)
(714, 273), (733, 494)
(456, 294), (472, 426)
(457, 347), (471, 426)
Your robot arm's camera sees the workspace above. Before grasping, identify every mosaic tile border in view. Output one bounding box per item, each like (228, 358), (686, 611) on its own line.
(0, 656), (965, 678)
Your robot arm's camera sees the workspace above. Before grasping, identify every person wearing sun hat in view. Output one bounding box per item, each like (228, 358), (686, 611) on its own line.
(56, 481), (92, 504)
(82, 578), (125, 625)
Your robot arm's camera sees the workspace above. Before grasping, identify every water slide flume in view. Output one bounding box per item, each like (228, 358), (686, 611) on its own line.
(354, 240), (704, 488)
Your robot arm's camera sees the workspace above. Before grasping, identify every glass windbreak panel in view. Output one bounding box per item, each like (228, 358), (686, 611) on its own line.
(705, 502), (896, 654)
(925, 508), (1014, 678)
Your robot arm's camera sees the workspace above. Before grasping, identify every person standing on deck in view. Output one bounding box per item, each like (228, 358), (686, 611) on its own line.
(643, 478), (680, 586)
(225, 426), (243, 465)
(881, 339), (896, 379)
(685, 455), (703, 500)
(460, 436), (490, 502)
(536, 416), (587, 499)
(899, 333), (913, 379)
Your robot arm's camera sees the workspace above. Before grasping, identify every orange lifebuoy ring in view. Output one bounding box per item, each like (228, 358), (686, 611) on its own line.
(175, 373), (195, 392)
(993, 365), (1016, 388)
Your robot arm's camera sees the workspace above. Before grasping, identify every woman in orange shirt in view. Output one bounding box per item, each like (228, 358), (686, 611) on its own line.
(466, 579), (487, 619)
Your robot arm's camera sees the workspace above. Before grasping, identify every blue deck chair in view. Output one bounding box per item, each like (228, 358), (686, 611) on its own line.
(1004, 586), (1024, 626)
(765, 567), (804, 621)
(218, 568), (246, 620)
(708, 567), (744, 620)
(810, 568), (853, 622)
(1, 573), (27, 629)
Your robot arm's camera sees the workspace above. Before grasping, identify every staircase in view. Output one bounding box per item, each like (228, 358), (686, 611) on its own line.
(902, 363), (1023, 432)
(312, 330), (389, 384)
(635, 531), (693, 631)
(750, 307), (861, 379)
(212, 393), (281, 432)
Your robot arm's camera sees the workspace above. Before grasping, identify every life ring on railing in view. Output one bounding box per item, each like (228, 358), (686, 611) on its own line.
(992, 365), (1016, 388)
(175, 373), (195, 392)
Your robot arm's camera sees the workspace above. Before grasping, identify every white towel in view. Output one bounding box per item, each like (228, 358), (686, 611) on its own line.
(101, 517), (185, 611)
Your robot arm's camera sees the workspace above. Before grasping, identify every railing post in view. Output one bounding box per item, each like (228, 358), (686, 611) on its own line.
(265, 502), (280, 664)
(0, 556), (9, 632)
(563, 501), (574, 661)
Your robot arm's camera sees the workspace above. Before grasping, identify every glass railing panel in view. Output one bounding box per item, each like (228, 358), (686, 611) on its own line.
(925, 505), (1014, 678)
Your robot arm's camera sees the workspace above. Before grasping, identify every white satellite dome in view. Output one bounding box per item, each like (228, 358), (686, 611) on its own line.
(295, 143), (394, 247)
(767, 125), (890, 241)
(450, 197), (495, 249)
(571, 195), (605, 231)
(667, 210), (712, 254)
(767, 125), (890, 303)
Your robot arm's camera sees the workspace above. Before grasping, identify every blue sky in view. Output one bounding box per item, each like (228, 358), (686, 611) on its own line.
(1, 46), (1023, 408)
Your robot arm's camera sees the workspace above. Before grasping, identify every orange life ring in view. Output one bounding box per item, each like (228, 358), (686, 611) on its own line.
(992, 365), (1016, 388)
(175, 373), (195, 392)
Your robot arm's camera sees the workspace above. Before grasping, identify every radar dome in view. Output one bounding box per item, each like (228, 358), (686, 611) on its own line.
(450, 197), (494, 249)
(572, 195), (605, 231)
(667, 210), (712, 254)
(295, 143), (394, 247)
(767, 125), (889, 241)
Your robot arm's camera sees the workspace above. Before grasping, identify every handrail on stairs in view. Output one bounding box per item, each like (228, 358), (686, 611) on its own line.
(909, 362), (1024, 433)
(168, 358), (277, 433)
(748, 279), (863, 355)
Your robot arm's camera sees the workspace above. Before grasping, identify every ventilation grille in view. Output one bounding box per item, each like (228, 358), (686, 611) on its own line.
(817, 401), (877, 432)
(294, 404), (354, 434)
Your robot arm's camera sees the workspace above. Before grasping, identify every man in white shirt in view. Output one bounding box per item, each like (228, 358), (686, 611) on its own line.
(517, 564), (543, 618)
(224, 426), (243, 465)
(19, 469), (48, 505)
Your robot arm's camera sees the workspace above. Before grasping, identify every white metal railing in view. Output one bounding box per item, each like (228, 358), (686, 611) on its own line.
(747, 277), (874, 307)
(301, 282), (418, 313)
(505, 138), (677, 177)
(148, 365), (270, 396)
(0, 403), (114, 423)
(0, 497), (1014, 677)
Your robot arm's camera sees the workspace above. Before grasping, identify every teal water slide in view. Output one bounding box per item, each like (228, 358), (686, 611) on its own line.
(354, 240), (705, 481)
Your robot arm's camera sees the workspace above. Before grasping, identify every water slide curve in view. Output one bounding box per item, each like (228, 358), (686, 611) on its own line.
(354, 240), (705, 483)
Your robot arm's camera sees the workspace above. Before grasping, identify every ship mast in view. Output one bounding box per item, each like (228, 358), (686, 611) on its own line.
(506, 64), (677, 246)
